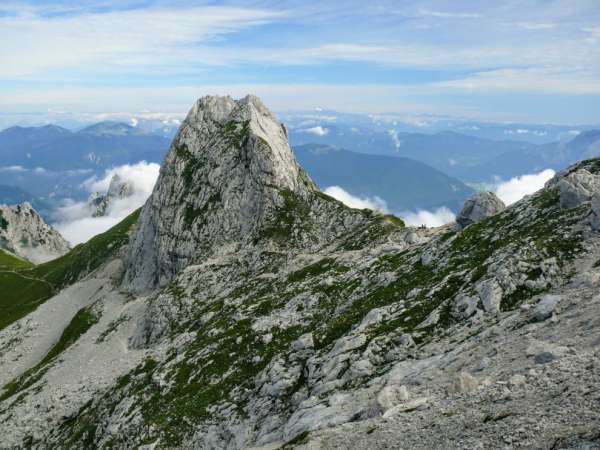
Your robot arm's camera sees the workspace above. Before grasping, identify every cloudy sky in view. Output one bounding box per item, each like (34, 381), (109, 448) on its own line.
(1, 0), (599, 123)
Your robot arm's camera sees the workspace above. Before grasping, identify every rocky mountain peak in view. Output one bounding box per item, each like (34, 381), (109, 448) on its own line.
(87, 174), (135, 217)
(0, 202), (70, 263)
(123, 95), (368, 291)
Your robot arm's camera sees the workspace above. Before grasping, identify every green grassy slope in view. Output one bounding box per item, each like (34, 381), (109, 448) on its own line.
(0, 209), (139, 331)
(0, 249), (33, 270)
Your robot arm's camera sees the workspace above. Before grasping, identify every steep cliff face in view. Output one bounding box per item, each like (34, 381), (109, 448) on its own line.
(0, 202), (70, 263)
(123, 95), (371, 291)
(1, 96), (599, 450)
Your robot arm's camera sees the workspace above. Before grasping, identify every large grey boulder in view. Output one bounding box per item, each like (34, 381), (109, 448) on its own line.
(451, 293), (479, 320)
(556, 169), (600, 209)
(533, 294), (561, 322)
(456, 192), (505, 229)
(0, 202), (70, 263)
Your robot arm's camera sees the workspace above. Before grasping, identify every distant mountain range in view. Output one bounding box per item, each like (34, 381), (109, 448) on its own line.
(282, 109), (593, 145)
(294, 144), (473, 212)
(1, 120), (599, 216)
(289, 121), (600, 182)
(0, 185), (50, 214)
(0, 122), (169, 171)
(0, 122), (170, 209)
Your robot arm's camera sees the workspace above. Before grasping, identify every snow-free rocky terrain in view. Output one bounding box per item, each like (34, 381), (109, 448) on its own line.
(0, 95), (599, 450)
(0, 202), (70, 264)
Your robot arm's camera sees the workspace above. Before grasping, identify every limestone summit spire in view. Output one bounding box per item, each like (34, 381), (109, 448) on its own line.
(123, 95), (364, 290)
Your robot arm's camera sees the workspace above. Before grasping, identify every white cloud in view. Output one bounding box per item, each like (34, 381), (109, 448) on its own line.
(387, 129), (401, 149)
(417, 9), (481, 19)
(0, 5), (283, 78)
(321, 186), (460, 229)
(83, 161), (160, 195)
(513, 22), (556, 30)
(435, 68), (600, 95)
(494, 169), (555, 205)
(304, 126), (329, 136)
(0, 165), (26, 172)
(323, 186), (387, 212)
(53, 161), (160, 244)
(400, 207), (456, 228)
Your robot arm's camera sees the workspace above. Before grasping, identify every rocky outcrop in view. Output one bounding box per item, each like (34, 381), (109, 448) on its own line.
(88, 174), (134, 217)
(456, 191), (505, 229)
(555, 168), (600, 209)
(0, 202), (70, 263)
(123, 95), (368, 291)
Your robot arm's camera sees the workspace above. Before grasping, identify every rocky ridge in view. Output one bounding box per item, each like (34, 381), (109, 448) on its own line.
(0, 202), (70, 263)
(0, 96), (599, 449)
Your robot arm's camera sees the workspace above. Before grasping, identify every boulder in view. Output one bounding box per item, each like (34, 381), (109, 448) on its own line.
(526, 339), (569, 364)
(376, 384), (409, 412)
(476, 279), (503, 314)
(532, 295), (561, 322)
(557, 169), (600, 209)
(451, 294), (479, 320)
(456, 192), (505, 229)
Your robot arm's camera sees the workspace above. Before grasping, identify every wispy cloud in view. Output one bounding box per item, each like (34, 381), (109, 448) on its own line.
(303, 126), (329, 136)
(434, 68), (600, 95)
(323, 186), (387, 212)
(417, 9), (481, 19)
(0, 1), (598, 121)
(0, 4), (284, 78)
(0, 165), (26, 172)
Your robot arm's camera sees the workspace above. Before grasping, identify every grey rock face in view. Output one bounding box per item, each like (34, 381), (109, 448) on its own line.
(456, 191), (505, 229)
(591, 193), (600, 230)
(0, 202), (70, 263)
(123, 95), (366, 291)
(556, 169), (600, 209)
(476, 278), (503, 314)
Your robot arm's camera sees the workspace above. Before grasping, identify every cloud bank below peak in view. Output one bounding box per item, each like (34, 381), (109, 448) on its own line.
(53, 161), (160, 245)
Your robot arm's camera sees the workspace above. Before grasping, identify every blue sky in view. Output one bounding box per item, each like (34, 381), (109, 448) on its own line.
(1, 0), (599, 123)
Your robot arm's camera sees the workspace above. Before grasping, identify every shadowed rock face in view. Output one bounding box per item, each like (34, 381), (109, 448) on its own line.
(0, 202), (70, 263)
(456, 191), (506, 229)
(122, 95), (366, 291)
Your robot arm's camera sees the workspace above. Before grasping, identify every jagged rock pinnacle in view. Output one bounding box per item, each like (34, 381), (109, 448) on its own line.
(123, 95), (364, 291)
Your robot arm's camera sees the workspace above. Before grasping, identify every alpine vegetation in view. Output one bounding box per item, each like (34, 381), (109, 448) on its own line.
(0, 96), (599, 450)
